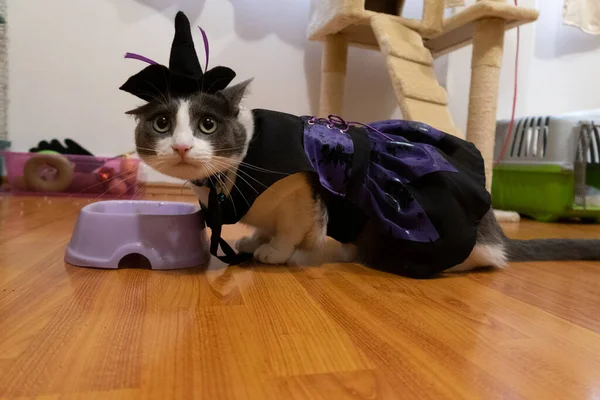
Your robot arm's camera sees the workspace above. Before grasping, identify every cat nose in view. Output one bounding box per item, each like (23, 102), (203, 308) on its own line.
(172, 144), (192, 157)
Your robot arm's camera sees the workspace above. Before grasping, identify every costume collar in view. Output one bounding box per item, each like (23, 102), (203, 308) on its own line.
(192, 176), (253, 265)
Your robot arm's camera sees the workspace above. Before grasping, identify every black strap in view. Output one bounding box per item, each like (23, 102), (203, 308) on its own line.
(201, 184), (253, 265)
(346, 126), (371, 198)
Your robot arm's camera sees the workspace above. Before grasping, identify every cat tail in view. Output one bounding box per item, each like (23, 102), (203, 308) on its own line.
(506, 238), (600, 262)
(477, 209), (600, 263)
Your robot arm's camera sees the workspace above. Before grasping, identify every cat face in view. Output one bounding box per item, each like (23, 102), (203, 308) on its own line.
(128, 80), (253, 181)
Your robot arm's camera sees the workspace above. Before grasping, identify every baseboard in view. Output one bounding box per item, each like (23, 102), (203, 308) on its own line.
(0, 177), (197, 198)
(493, 209), (521, 223)
(143, 182), (196, 197)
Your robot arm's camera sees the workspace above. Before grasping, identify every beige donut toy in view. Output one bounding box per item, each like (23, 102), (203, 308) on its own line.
(23, 153), (74, 192)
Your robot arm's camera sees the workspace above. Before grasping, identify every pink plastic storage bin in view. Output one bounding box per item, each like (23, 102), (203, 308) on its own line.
(1, 151), (143, 198)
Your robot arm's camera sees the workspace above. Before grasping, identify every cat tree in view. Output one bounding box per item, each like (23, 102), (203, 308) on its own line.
(308, 0), (538, 195)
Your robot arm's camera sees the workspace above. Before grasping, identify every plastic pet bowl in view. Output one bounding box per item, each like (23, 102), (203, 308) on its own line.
(65, 200), (210, 270)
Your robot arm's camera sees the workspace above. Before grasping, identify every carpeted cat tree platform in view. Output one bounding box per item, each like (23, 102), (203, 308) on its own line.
(308, 0), (537, 221)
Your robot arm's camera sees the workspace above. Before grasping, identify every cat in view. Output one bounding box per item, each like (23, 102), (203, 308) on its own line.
(127, 80), (600, 277)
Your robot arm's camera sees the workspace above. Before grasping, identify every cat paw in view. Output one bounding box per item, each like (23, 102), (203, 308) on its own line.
(254, 244), (293, 265)
(236, 236), (263, 253)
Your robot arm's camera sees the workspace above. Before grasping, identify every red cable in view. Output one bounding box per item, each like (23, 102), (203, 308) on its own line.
(494, 0), (520, 166)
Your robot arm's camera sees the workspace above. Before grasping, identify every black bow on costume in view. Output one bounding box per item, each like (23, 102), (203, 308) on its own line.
(194, 178), (253, 266)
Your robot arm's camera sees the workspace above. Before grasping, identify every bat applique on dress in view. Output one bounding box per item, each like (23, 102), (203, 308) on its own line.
(119, 11), (492, 275)
(319, 142), (353, 184)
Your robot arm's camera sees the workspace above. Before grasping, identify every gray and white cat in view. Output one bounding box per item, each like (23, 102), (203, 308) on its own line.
(128, 80), (600, 274)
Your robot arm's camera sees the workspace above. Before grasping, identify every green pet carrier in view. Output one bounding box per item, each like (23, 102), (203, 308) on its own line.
(492, 109), (600, 222)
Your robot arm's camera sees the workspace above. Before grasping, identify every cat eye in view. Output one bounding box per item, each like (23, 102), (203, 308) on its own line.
(199, 117), (218, 134)
(152, 115), (171, 133)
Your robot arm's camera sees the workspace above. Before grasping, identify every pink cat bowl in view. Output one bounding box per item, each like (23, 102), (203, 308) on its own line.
(65, 200), (210, 270)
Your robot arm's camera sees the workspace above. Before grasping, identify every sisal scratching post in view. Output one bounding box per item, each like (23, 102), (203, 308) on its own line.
(467, 15), (520, 222)
(466, 17), (504, 193)
(319, 33), (348, 116)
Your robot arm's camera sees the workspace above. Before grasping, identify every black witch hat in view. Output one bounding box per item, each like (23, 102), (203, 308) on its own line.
(120, 12), (236, 102)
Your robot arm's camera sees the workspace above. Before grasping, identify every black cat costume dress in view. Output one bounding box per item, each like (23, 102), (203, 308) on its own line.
(120, 12), (492, 278)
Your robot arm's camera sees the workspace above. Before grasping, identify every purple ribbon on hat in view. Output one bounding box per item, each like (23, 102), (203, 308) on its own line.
(124, 27), (210, 69)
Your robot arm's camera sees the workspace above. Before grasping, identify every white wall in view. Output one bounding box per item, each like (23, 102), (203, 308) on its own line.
(7, 0), (402, 181)
(445, 0), (600, 135)
(10, 0), (597, 182)
(524, 0), (600, 116)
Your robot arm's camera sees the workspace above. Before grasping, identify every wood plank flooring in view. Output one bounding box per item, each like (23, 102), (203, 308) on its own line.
(1, 194), (600, 399)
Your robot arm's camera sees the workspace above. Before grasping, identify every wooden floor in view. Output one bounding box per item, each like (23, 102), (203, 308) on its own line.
(1, 194), (600, 399)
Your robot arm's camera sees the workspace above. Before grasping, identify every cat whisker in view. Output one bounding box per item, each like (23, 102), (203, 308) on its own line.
(131, 180), (149, 199)
(140, 159), (169, 176)
(141, 156), (166, 164)
(181, 180), (191, 195)
(212, 154), (270, 169)
(209, 158), (264, 194)
(141, 158), (165, 167)
(218, 168), (251, 212)
(134, 90), (169, 108)
(213, 156), (289, 176)
(140, 159), (166, 171)
(89, 174), (133, 202)
(208, 162), (250, 215)
(204, 170), (218, 206)
(211, 158), (270, 189)
(66, 166), (141, 197)
(233, 168), (271, 192)
(138, 153), (162, 160)
(207, 163), (240, 217)
(135, 147), (160, 153)
(212, 143), (252, 152)
(138, 77), (171, 106)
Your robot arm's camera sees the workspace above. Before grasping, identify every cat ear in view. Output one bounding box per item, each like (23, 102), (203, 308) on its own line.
(219, 78), (253, 115)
